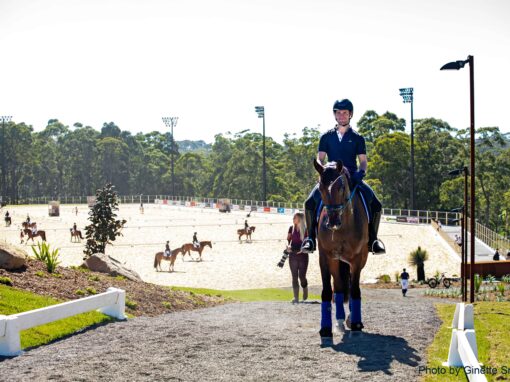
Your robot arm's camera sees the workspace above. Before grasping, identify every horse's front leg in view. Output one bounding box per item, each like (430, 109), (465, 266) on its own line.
(329, 258), (348, 333)
(319, 250), (333, 346)
(348, 262), (364, 331)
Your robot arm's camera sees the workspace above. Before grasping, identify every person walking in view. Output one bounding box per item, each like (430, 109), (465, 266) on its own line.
(282, 212), (309, 304)
(400, 268), (410, 297)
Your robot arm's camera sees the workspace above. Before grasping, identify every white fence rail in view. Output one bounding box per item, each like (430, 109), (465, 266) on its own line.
(0, 287), (126, 356)
(443, 303), (487, 382)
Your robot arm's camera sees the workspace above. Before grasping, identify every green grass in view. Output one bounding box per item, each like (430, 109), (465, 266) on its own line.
(0, 285), (113, 349)
(170, 286), (321, 302)
(424, 302), (510, 382)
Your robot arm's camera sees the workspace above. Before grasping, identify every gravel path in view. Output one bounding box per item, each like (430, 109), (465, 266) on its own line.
(1, 289), (446, 381)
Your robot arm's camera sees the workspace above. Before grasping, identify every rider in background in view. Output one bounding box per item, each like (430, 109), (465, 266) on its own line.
(26, 214), (31, 224)
(244, 219), (249, 233)
(165, 241), (171, 257)
(4, 211), (9, 219)
(301, 99), (385, 255)
(72, 223), (77, 233)
(193, 232), (199, 248)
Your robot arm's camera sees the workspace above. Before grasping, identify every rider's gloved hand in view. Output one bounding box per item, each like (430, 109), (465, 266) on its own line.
(352, 169), (365, 185)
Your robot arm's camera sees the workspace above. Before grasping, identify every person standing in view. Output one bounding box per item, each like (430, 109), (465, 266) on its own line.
(286, 212), (309, 303)
(493, 248), (500, 261)
(400, 268), (410, 297)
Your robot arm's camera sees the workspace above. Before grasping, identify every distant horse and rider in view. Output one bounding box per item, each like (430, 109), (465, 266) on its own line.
(181, 241), (213, 262)
(237, 222), (256, 242)
(20, 228), (47, 244)
(70, 223), (84, 242)
(4, 211), (11, 227)
(154, 247), (184, 272)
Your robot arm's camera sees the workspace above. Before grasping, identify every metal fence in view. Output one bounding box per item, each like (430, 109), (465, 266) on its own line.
(466, 217), (510, 253)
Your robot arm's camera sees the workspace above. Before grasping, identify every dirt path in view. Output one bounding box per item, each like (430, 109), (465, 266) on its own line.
(0, 289), (445, 381)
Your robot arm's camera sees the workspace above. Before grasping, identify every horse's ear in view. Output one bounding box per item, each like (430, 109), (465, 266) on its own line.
(336, 160), (344, 173)
(314, 159), (324, 175)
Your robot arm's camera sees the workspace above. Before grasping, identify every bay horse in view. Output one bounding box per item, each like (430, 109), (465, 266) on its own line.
(237, 226), (256, 242)
(70, 229), (84, 242)
(181, 241), (212, 261)
(22, 221), (37, 229)
(154, 247), (184, 272)
(20, 228), (47, 244)
(314, 160), (369, 346)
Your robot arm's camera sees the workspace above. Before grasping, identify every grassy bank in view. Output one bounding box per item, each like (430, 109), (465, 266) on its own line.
(424, 302), (510, 382)
(0, 285), (113, 350)
(170, 286), (321, 302)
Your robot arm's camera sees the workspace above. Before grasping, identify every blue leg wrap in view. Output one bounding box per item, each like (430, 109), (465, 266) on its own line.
(321, 301), (332, 328)
(334, 293), (345, 320)
(350, 298), (362, 323)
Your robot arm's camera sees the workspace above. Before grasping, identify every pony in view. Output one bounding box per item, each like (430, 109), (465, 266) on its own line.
(181, 241), (212, 261)
(154, 247), (184, 272)
(22, 221), (37, 229)
(20, 228), (47, 244)
(70, 228), (84, 242)
(237, 226), (256, 242)
(313, 160), (369, 346)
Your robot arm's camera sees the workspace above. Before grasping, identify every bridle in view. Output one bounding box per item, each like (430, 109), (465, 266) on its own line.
(323, 175), (359, 216)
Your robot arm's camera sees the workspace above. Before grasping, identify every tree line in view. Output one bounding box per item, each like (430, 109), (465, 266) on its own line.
(0, 113), (509, 237)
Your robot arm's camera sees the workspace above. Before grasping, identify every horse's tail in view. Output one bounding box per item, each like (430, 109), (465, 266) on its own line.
(79, 231), (84, 239)
(154, 254), (159, 268)
(340, 261), (350, 303)
(41, 231), (46, 241)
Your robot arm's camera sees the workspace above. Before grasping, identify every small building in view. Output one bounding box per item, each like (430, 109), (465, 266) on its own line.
(48, 201), (60, 217)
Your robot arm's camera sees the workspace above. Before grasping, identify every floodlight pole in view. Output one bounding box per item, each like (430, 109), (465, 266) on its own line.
(255, 106), (267, 202)
(463, 166), (468, 302)
(399, 88), (415, 210)
(440, 55), (476, 303)
(0, 116), (12, 200)
(162, 117), (179, 197)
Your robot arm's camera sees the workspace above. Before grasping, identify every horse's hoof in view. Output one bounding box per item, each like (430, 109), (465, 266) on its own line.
(336, 319), (345, 333)
(350, 322), (364, 332)
(320, 337), (333, 347)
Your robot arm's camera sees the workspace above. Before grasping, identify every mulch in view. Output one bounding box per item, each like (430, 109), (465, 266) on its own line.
(0, 258), (225, 316)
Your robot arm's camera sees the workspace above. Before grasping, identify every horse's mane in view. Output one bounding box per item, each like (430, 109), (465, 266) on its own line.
(321, 162), (351, 186)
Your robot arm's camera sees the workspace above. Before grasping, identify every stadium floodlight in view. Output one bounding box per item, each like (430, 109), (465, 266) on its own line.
(254, 106), (266, 202)
(1, 116), (12, 200)
(161, 116), (179, 196)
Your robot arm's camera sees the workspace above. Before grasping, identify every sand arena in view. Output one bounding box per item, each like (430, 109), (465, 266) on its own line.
(0, 204), (460, 290)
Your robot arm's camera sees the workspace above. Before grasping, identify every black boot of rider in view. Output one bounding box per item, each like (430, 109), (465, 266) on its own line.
(301, 208), (317, 253)
(369, 211), (386, 254)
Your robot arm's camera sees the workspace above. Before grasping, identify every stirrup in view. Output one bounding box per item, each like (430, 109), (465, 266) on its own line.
(370, 239), (386, 254)
(301, 238), (315, 253)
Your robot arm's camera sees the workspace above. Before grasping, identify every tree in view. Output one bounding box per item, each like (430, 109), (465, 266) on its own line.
(84, 183), (126, 258)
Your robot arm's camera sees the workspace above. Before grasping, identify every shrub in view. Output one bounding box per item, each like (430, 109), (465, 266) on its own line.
(75, 289), (86, 296)
(70, 265), (91, 273)
(501, 274), (510, 283)
(162, 301), (172, 309)
(86, 287), (97, 295)
(485, 274), (496, 283)
(88, 275), (100, 282)
(125, 299), (137, 310)
(35, 271), (46, 278)
(114, 275), (126, 281)
(394, 271), (400, 282)
(408, 247), (429, 266)
(51, 273), (62, 278)
(497, 283), (506, 296)
(32, 242), (60, 273)
(474, 274), (482, 293)
(0, 276), (13, 286)
(378, 274), (391, 283)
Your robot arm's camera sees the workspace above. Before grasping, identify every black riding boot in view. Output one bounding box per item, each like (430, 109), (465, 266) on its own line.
(369, 211), (386, 254)
(301, 208), (317, 253)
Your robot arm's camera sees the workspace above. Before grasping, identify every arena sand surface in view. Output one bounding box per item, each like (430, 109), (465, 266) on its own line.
(1, 204), (460, 290)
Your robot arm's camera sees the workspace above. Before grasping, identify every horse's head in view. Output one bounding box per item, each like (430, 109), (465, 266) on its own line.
(314, 159), (351, 231)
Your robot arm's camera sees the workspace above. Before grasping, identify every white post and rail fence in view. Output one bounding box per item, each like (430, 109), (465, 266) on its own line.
(0, 287), (126, 357)
(443, 302), (487, 382)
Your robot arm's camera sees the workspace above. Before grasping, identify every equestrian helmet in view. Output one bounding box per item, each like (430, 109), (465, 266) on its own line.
(333, 99), (353, 113)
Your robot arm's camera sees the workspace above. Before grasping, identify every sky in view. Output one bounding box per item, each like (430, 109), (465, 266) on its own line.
(1, 0), (509, 143)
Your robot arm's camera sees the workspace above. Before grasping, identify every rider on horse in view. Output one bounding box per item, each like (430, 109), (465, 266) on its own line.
(4, 211), (9, 219)
(72, 223), (77, 233)
(244, 220), (250, 233)
(301, 99), (386, 255)
(31, 223), (38, 235)
(165, 241), (171, 257)
(26, 214), (30, 224)
(193, 232), (199, 248)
